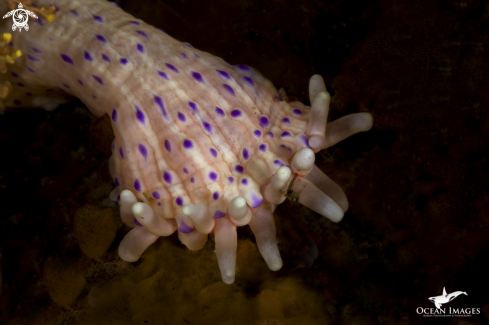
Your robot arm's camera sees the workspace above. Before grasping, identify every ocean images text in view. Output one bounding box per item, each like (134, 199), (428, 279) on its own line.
(416, 307), (481, 317)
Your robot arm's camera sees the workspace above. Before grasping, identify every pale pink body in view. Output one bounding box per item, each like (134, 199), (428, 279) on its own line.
(1, 0), (373, 284)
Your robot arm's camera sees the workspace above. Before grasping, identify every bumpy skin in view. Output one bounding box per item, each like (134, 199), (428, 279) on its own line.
(1, 0), (373, 284)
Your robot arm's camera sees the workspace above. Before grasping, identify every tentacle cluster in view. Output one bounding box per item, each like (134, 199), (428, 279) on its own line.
(114, 75), (372, 284)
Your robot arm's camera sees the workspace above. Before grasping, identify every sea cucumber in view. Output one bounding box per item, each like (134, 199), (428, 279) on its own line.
(0, 0), (373, 284)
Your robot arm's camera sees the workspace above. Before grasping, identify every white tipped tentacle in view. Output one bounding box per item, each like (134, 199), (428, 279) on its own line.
(132, 202), (177, 236)
(291, 177), (344, 223)
(306, 90), (331, 151)
(118, 226), (159, 262)
(228, 196), (252, 226)
(304, 165), (349, 212)
(264, 166), (292, 204)
(120, 189), (137, 227)
(324, 112), (374, 149)
(249, 204), (283, 271)
(214, 217), (237, 284)
(309, 74), (327, 103)
(291, 147), (315, 175)
(182, 203), (215, 234)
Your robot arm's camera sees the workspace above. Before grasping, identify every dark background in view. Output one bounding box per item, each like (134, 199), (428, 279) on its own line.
(1, 0), (489, 324)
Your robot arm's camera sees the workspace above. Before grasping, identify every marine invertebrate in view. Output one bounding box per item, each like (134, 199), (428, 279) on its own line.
(0, 0), (373, 284)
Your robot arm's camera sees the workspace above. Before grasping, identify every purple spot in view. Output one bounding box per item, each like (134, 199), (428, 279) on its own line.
(70, 10), (79, 17)
(135, 105), (145, 125)
(26, 66), (35, 73)
(78, 79), (83, 86)
(235, 165), (244, 173)
(181, 53), (189, 59)
(152, 191), (160, 199)
(134, 179), (141, 191)
(84, 51), (92, 61)
(215, 107), (225, 116)
(119, 147), (124, 158)
(230, 109), (242, 118)
(157, 70), (168, 80)
(27, 54), (38, 61)
(223, 84), (235, 96)
(154, 95), (168, 120)
(37, 18), (43, 26)
(176, 197), (183, 206)
(243, 148), (249, 160)
(214, 210), (226, 219)
(183, 168), (189, 174)
(93, 15), (103, 22)
(228, 177), (234, 183)
(209, 172), (218, 181)
(190, 177), (195, 183)
(216, 70), (230, 79)
(243, 76), (254, 86)
(164, 139), (171, 152)
(163, 171), (172, 184)
(17, 82), (25, 87)
(158, 29), (166, 34)
(112, 2), (120, 7)
(251, 193), (263, 208)
(183, 139), (193, 149)
(184, 42), (193, 48)
(61, 54), (73, 64)
(203, 121), (212, 133)
(241, 179), (248, 185)
(157, 202), (161, 206)
(33, 48), (42, 53)
(281, 131), (291, 137)
(282, 117), (290, 123)
(137, 43), (144, 53)
(191, 71), (204, 83)
(92, 75), (103, 85)
(300, 135), (311, 148)
(120, 58), (128, 65)
(213, 192), (219, 200)
(209, 148), (217, 157)
(254, 130), (262, 137)
(293, 109), (303, 115)
(179, 220), (193, 233)
(165, 63), (179, 73)
(136, 31), (148, 39)
(236, 64), (250, 71)
(111, 109), (117, 122)
(129, 21), (140, 25)
(193, 52), (200, 59)
(62, 83), (69, 89)
(267, 132), (274, 138)
(259, 116), (270, 127)
(10, 71), (18, 78)
(93, 95), (97, 99)
(25, 92), (32, 96)
(259, 144), (267, 151)
(102, 53), (110, 62)
(178, 112), (186, 122)
(188, 102), (197, 111)
(138, 144), (148, 161)
(114, 177), (120, 187)
(134, 218), (142, 226)
(96, 35), (106, 42)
